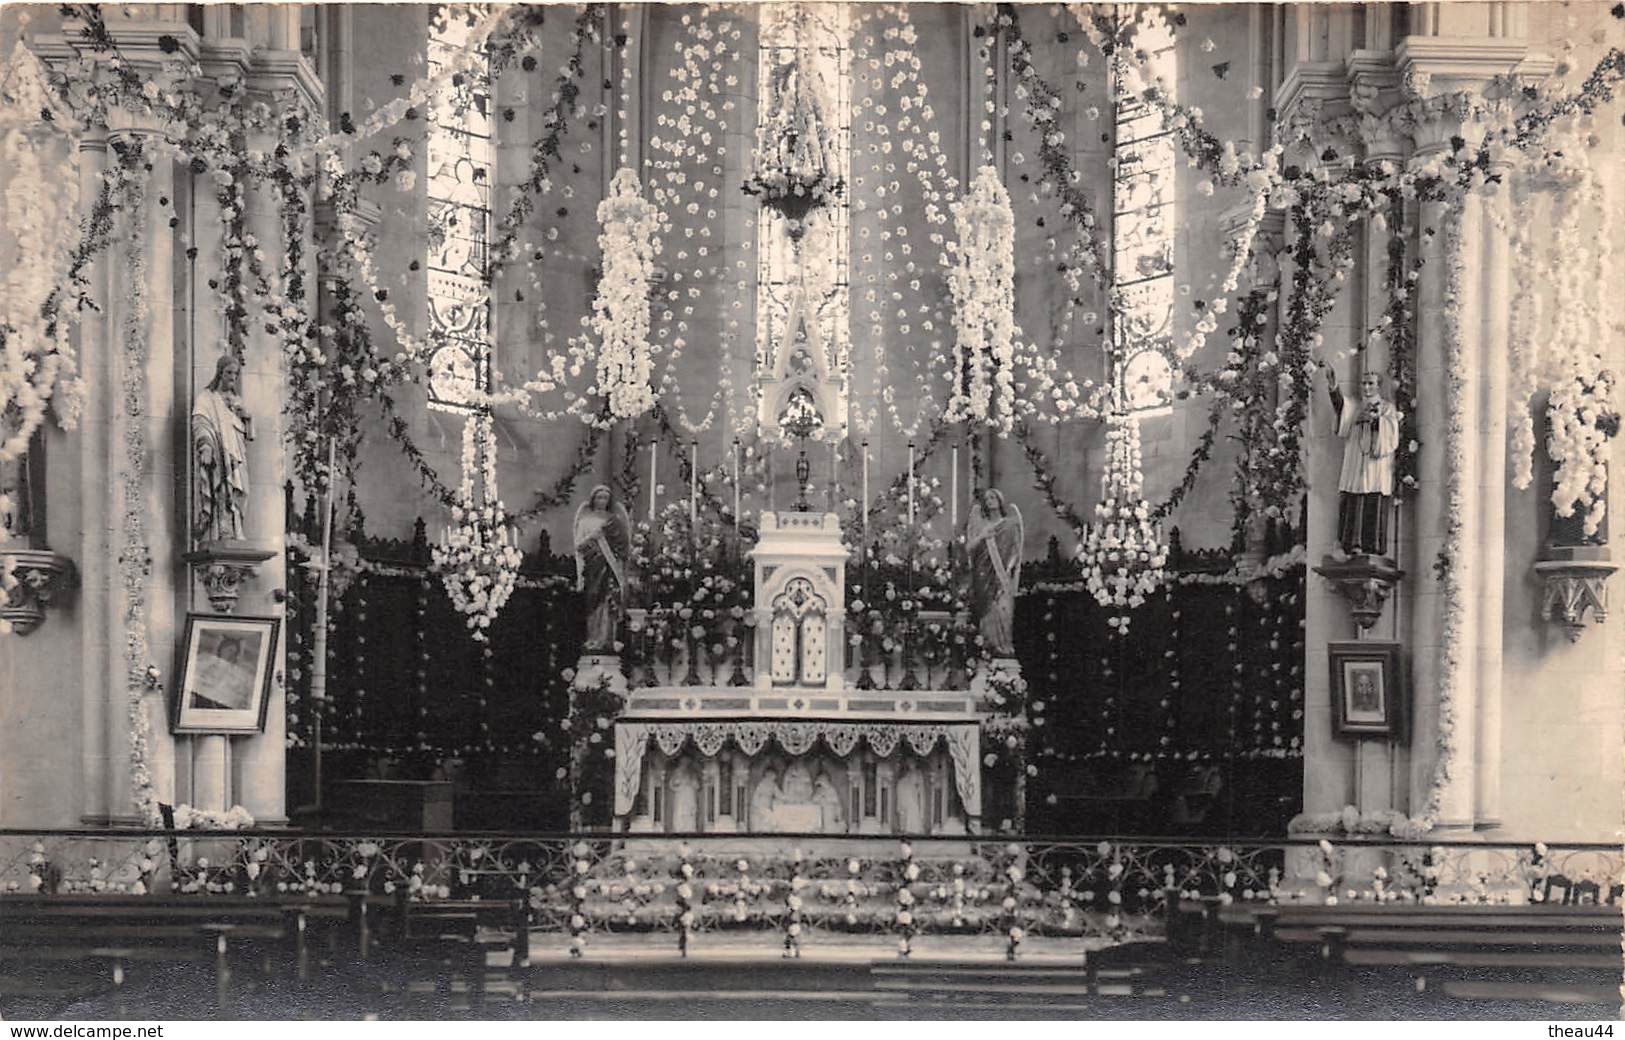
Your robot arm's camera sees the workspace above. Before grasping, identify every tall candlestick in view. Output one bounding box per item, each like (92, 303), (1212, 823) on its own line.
(733, 437), (741, 526)
(689, 440), (698, 527)
(907, 440), (916, 526)
(861, 439), (869, 540)
(951, 443), (959, 528)
(648, 440), (658, 521)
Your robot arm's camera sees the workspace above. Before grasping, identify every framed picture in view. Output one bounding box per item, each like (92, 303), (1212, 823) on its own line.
(1329, 640), (1402, 738)
(172, 613), (280, 734)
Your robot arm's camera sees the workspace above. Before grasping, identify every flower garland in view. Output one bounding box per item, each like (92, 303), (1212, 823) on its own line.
(584, 167), (662, 424)
(646, 8), (745, 435)
(1415, 206), (1469, 833)
(1077, 411), (1168, 632)
(114, 151), (158, 822)
(0, 42), (86, 471)
(430, 412), (522, 640)
(944, 166), (1020, 433)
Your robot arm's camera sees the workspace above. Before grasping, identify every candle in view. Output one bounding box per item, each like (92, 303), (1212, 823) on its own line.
(951, 443), (959, 529)
(861, 439), (869, 539)
(733, 437), (741, 525)
(690, 440), (698, 526)
(907, 440), (916, 526)
(648, 439), (658, 521)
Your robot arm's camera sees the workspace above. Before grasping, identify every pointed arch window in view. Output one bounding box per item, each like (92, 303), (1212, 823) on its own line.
(425, 3), (495, 413)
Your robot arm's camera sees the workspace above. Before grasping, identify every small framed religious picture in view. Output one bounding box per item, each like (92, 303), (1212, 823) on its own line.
(172, 613), (280, 734)
(1329, 640), (1403, 738)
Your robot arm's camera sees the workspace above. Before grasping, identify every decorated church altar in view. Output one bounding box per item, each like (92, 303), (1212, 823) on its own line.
(609, 510), (987, 838)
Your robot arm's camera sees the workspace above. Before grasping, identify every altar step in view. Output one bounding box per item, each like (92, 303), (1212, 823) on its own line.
(522, 952), (1199, 1018)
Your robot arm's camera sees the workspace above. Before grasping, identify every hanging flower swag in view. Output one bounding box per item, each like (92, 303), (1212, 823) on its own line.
(1077, 411), (1168, 633)
(431, 412), (522, 640)
(946, 166), (1019, 434)
(584, 167), (663, 425)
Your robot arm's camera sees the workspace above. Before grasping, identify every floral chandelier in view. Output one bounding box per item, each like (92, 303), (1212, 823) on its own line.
(743, 17), (843, 240)
(587, 167), (662, 424)
(945, 166), (1020, 434)
(1078, 409), (1168, 632)
(432, 411), (521, 640)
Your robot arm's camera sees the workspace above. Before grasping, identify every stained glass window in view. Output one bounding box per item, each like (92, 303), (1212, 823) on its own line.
(755, 3), (851, 436)
(425, 4), (495, 412)
(1111, 10), (1177, 413)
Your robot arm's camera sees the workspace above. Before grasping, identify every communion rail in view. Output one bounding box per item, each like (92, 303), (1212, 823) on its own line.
(1, 831), (1617, 958)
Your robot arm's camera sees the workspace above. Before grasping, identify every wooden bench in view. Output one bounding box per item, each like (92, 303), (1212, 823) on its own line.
(0, 893), (368, 1017)
(363, 895), (528, 1016)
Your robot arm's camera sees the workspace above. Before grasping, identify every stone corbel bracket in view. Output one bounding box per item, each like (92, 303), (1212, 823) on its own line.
(1314, 554), (1405, 632)
(183, 542), (276, 614)
(0, 547), (79, 635)
(1534, 547), (1615, 644)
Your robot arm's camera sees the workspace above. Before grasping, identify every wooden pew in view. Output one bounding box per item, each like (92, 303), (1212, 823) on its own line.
(363, 895), (528, 1016)
(0, 893), (368, 1017)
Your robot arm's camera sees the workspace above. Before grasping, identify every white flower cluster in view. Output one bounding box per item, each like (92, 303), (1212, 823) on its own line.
(945, 166), (1019, 433)
(1077, 412), (1168, 631)
(0, 44), (89, 480)
(432, 413), (522, 639)
(1547, 367), (1616, 537)
(169, 803), (256, 831)
(587, 167), (663, 423)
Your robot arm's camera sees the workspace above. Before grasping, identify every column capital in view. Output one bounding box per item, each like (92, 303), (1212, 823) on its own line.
(246, 50), (325, 123)
(1394, 35), (1556, 99)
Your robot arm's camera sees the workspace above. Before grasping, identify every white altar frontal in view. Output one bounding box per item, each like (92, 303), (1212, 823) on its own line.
(612, 511), (986, 840)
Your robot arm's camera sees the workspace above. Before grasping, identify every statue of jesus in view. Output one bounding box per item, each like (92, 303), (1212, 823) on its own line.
(1319, 360), (1400, 557)
(191, 353), (252, 543)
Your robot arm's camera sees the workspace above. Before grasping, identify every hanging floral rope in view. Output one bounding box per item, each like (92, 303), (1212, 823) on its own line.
(945, 166), (1019, 433)
(584, 167), (663, 424)
(431, 412), (522, 640)
(1077, 410), (1168, 633)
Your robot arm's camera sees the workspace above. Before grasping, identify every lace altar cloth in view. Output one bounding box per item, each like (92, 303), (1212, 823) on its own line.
(613, 719), (981, 819)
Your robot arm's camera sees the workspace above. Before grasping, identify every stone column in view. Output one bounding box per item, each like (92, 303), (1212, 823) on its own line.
(232, 45), (324, 826)
(76, 129), (115, 825)
(1471, 180), (1511, 830)
(1407, 188), (1477, 832)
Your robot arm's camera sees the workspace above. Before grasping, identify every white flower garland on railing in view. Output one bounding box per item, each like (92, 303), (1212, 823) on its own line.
(946, 165), (1018, 434)
(586, 166), (662, 424)
(1077, 411), (1168, 633)
(432, 411), (522, 640)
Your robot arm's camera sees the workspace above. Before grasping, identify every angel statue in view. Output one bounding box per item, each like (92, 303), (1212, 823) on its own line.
(574, 484), (631, 652)
(191, 353), (252, 543)
(967, 488), (1023, 658)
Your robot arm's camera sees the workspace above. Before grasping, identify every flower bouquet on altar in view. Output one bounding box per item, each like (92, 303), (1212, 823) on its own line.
(1077, 411), (1168, 632)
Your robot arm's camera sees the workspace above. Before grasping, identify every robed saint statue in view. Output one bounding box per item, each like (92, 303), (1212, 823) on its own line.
(967, 488), (1023, 658)
(1319, 360), (1400, 557)
(192, 353), (252, 543)
(573, 485), (631, 652)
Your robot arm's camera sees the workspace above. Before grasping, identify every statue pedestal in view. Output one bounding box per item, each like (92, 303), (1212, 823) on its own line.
(574, 654), (629, 698)
(1534, 545), (1615, 643)
(183, 541), (275, 614)
(0, 546), (77, 635)
(1314, 554), (1404, 632)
